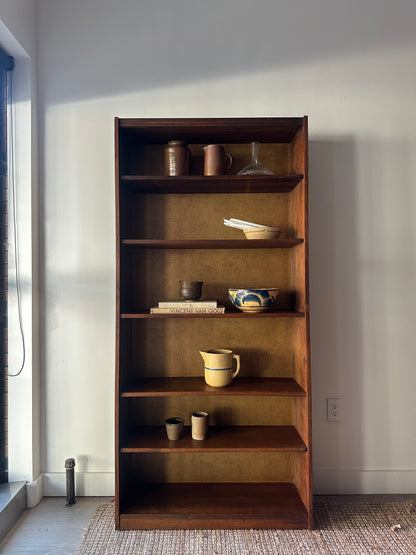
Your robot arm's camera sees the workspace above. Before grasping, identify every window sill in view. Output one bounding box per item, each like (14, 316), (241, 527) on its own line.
(0, 481), (27, 542)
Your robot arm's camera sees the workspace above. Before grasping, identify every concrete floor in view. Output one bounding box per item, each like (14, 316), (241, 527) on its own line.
(2, 494), (416, 554)
(0, 496), (112, 554)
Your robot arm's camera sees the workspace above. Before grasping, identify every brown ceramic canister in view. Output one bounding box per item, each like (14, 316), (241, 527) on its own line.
(165, 140), (191, 176)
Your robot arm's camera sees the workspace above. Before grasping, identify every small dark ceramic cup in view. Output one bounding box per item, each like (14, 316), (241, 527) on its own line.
(165, 417), (184, 440)
(179, 280), (203, 301)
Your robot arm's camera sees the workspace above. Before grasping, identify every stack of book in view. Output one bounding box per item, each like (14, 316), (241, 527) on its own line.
(150, 300), (225, 314)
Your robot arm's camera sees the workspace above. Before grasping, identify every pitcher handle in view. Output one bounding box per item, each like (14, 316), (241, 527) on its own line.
(232, 354), (240, 379)
(224, 152), (233, 171)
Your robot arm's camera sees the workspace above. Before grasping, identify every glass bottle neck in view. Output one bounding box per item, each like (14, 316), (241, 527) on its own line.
(251, 142), (261, 165)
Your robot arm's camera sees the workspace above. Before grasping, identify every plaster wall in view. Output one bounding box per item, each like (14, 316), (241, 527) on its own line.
(37, 0), (416, 494)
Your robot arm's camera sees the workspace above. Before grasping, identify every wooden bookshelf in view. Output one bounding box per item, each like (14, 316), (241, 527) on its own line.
(115, 117), (312, 529)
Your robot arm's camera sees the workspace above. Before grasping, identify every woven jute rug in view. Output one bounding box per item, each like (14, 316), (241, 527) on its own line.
(76, 498), (416, 554)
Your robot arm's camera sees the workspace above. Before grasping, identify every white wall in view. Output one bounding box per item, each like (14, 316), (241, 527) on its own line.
(0, 0), (40, 493)
(37, 0), (416, 494)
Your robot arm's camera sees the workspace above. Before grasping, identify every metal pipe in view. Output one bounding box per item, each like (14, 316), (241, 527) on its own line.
(65, 458), (76, 506)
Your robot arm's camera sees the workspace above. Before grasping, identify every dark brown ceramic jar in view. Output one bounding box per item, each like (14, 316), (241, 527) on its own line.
(164, 140), (191, 176)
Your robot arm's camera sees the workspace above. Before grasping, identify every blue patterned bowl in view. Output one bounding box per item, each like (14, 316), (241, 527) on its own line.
(228, 288), (280, 313)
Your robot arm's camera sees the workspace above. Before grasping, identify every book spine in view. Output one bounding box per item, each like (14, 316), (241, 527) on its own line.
(158, 301), (218, 308)
(150, 307), (225, 314)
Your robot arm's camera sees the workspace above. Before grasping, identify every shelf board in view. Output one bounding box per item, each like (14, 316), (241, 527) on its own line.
(121, 425), (307, 453)
(119, 482), (309, 530)
(119, 116), (305, 143)
(121, 238), (304, 249)
(121, 174), (303, 194)
(121, 309), (305, 319)
(121, 377), (306, 397)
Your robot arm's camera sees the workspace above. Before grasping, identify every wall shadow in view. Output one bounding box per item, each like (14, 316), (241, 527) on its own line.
(309, 138), (365, 483)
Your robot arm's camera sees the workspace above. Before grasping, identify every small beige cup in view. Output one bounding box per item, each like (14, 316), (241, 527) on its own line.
(191, 411), (209, 440)
(165, 417), (184, 440)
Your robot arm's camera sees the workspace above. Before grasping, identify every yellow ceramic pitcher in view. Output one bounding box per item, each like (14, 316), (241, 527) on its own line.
(199, 349), (240, 388)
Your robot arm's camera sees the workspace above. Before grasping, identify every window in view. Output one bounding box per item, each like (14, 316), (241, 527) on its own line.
(0, 46), (14, 484)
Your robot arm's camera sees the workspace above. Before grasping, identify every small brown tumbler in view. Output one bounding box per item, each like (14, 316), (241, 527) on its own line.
(203, 144), (232, 175)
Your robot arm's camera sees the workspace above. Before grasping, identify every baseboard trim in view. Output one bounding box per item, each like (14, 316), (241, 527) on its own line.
(43, 472), (115, 497)
(314, 469), (416, 494)
(43, 469), (416, 496)
(26, 474), (44, 508)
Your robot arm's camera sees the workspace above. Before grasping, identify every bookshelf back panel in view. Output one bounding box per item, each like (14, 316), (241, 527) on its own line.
(121, 143), (293, 176)
(122, 192), (292, 240)
(125, 249), (292, 310)
(128, 396), (294, 427)
(128, 318), (294, 379)
(129, 452), (295, 483)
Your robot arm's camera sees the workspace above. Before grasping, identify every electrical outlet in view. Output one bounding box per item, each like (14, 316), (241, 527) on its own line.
(327, 398), (343, 422)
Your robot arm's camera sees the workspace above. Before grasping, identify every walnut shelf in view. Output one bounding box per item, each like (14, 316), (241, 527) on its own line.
(119, 116), (304, 142)
(120, 483), (309, 530)
(122, 426), (307, 453)
(121, 174), (303, 194)
(121, 377), (306, 397)
(121, 310), (305, 319)
(115, 117), (312, 530)
(122, 238), (304, 249)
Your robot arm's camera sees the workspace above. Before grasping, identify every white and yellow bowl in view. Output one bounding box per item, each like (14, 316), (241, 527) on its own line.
(243, 226), (281, 240)
(228, 288), (280, 312)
